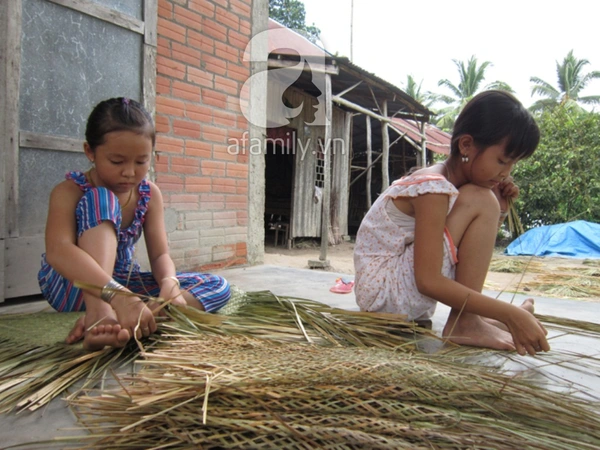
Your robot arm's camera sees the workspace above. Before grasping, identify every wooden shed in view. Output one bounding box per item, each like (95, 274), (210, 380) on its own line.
(265, 20), (438, 247)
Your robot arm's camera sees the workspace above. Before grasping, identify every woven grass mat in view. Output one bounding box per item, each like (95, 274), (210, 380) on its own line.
(0, 286), (249, 348)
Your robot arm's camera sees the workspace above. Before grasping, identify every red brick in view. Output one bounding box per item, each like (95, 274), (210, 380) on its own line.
(235, 242), (247, 257)
(172, 42), (201, 66)
(157, 36), (171, 57)
(226, 62), (249, 82)
(213, 210), (237, 227)
(201, 160), (226, 176)
(216, 6), (240, 31)
(186, 176), (212, 193)
(158, 17), (186, 43)
(202, 54), (227, 76)
(236, 114), (248, 129)
(213, 109), (237, 127)
(236, 153), (249, 164)
(225, 196), (247, 210)
(230, 0), (251, 17)
(185, 139), (212, 158)
(185, 102), (212, 123)
(236, 179), (248, 195)
(203, 124), (227, 143)
(155, 114), (170, 133)
(173, 119), (202, 138)
(239, 19), (251, 37)
(154, 158), (169, 174)
(173, 5), (203, 29)
(158, 0), (173, 18)
(187, 66), (214, 88)
(189, 0), (215, 18)
(200, 193), (226, 210)
(172, 80), (202, 102)
(188, 30), (214, 54)
(213, 177), (237, 194)
(226, 163), (248, 178)
(156, 75), (171, 95)
(202, 88), (227, 109)
(157, 55), (186, 79)
(171, 156), (200, 174)
(211, 0), (228, 8)
(236, 210), (248, 226)
(156, 135), (184, 153)
(214, 75), (238, 96)
(226, 95), (242, 113)
(202, 17), (227, 42)
(170, 193), (200, 211)
(156, 96), (186, 117)
(228, 29), (248, 50)
(156, 174), (184, 192)
(213, 143), (237, 161)
(215, 41), (240, 63)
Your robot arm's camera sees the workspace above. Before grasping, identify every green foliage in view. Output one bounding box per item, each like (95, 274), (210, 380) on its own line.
(513, 109), (600, 229)
(269, 0), (321, 43)
(402, 75), (438, 109)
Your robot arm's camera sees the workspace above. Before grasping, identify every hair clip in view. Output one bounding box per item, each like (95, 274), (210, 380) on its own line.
(122, 97), (130, 106)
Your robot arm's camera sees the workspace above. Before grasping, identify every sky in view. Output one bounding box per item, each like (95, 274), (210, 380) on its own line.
(300, 0), (599, 108)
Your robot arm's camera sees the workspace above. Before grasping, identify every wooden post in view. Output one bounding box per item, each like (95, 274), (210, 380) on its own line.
(365, 115), (372, 209)
(318, 73), (332, 266)
(381, 99), (389, 190)
(420, 121), (427, 167)
(0, 0), (22, 302)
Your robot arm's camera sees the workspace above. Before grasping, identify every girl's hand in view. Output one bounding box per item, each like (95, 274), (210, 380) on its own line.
(504, 307), (550, 356)
(111, 294), (157, 339)
(493, 176), (519, 212)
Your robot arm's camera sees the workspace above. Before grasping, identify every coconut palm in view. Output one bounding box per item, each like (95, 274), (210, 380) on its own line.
(434, 56), (513, 131)
(529, 50), (600, 113)
(402, 75), (438, 109)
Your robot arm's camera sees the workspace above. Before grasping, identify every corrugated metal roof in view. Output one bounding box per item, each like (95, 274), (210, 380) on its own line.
(390, 119), (451, 155)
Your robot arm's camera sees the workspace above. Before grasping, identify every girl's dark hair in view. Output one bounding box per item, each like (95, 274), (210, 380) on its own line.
(85, 97), (155, 150)
(450, 90), (539, 160)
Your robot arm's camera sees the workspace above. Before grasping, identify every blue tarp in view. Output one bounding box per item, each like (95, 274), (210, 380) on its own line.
(505, 220), (600, 258)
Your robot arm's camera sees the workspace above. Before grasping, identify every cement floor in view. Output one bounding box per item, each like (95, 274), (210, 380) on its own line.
(1, 264), (599, 447)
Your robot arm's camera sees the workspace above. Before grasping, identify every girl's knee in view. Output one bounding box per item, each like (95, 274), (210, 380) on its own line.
(456, 184), (500, 215)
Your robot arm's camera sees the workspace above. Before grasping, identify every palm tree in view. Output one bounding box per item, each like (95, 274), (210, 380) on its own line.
(401, 75), (438, 109)
(434, 56), (513, 131)
(529, 50), (600, 113)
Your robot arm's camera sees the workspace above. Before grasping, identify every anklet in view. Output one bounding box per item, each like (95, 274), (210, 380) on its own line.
(100, 279), (125, 304)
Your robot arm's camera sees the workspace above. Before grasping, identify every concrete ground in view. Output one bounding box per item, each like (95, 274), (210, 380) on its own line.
(1, 264), (599, 447)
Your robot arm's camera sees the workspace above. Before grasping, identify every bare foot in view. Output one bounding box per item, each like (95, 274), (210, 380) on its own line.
(65, 310), (131, 351)
(484, 298), (535, 331)
(443, 311), (515, 351)
(66, 315), (86, 344)
(83, 324), (130, 351)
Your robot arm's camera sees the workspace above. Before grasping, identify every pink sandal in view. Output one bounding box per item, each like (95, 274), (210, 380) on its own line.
(329, 277), (354, 294)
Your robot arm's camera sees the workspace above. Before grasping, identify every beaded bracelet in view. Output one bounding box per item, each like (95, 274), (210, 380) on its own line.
(100, 279), (125, 304)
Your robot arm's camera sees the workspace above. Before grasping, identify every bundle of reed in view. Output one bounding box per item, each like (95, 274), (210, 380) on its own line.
(488, 256), (544, 274)
(61, 333), (600, 449)
(528, 273), (600, 298)
(505, 197), (525, 237)
(0, 289), (433, 414)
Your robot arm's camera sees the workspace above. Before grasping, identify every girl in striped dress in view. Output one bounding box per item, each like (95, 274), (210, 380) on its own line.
(39, 98), (230, 350)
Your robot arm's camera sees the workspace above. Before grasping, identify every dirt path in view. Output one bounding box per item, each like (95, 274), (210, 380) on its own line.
(264, 241), (600, 302)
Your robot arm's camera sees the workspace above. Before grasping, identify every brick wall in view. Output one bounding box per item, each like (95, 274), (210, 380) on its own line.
(155, 0), (252, 270)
